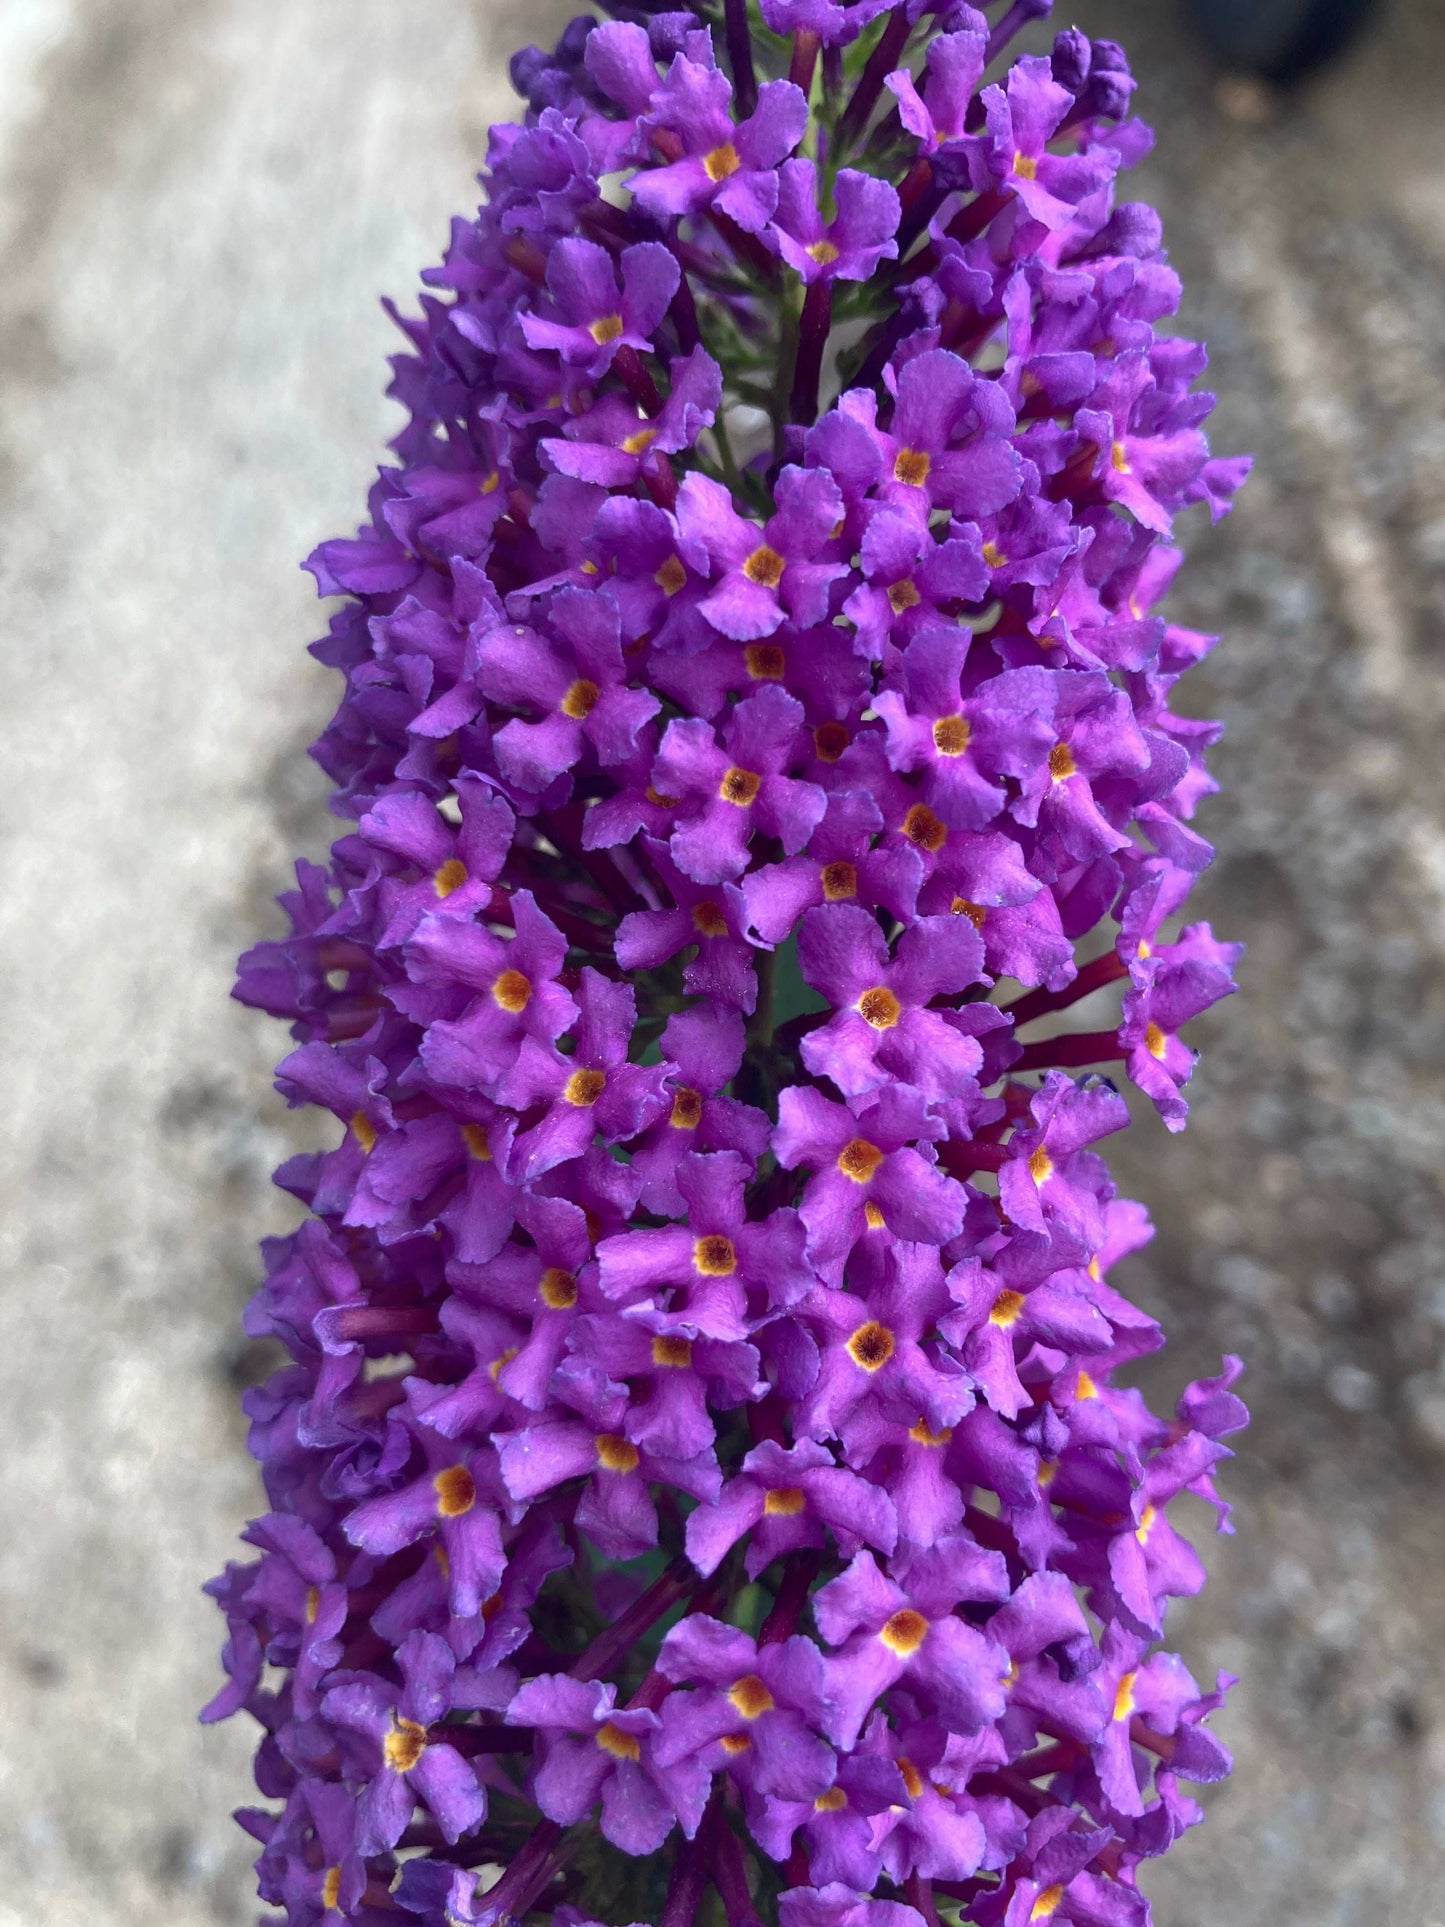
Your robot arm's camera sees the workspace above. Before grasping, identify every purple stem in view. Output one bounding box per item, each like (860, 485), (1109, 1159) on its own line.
(906, 1874), (942, 1927)
(715, 1816), (765, 1927)
(660, 1795), (722, 1927)
(724, 0), (758, 120)
(836, 11), (911, 151)
(986, 0), (1053, 65)
(759, 1551), (821, 1647)
(669, 263), (701, 352)
(572, 1555), (693, 1681)
(789, 277), (833, 427)
(475, 1820), (564, 1927)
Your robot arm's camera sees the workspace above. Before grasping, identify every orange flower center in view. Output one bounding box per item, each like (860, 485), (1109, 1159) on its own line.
(561, 678), (600, 719)
(564, 1068), (607, 1107)
(858, 986), (901, 1030)
(932, 715), (971, 757)
(720, 765), (762, 806)
(383, 1717), (428, 1773)
(742, 545), (786, 588)
(901, 804), (947, 851)
(838, 1138), (885, 1183)
(596, 1433), (640, 1473)
(539, 1267), (578, 1310)
(847, 1321), (896, 1371)
(704, 142), (741, 182)
(764, 1486), (806, 1515)
(881, 1608), (928, 1655)
(433, 1463), (476, 1517)
(492, 968), (532, 1012)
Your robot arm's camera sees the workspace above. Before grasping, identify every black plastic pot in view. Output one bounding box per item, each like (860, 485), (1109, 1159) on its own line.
(1185, 0), (1382, 79)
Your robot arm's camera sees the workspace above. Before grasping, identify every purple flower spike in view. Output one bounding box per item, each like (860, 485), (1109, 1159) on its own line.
(213, 7), (1248, 1925)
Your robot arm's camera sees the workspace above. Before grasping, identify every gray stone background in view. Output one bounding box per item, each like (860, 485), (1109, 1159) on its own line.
(0, 1), (1441, 1921)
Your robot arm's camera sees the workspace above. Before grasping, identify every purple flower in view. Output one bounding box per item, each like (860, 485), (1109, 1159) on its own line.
(797, 903), (986, 1100)
(541, 346), (722, 488)
(403, 889), (576, 1095)
(874, 628), (1057, 831)
(972, 56), (1117, 230)
(812, 1549), (1008, 1751)
(629, 1004), (770, 1213)
(343, 1426), (506, 1620)
(520, 238), (680, 376)
(323, 1631), (488, 1852)
(505, 1672), (710, 1853)
(771, 162), (902, 285)
(855, 348), (1023, 525)
(653, 682), (827, 883)
(795, 1241), (975, 1447)
(760, 0), (893, 42)
(743, 789), (923, 946)
(886, 28), (988, 153)
(843, 507), (989, 664)
(598, 1149), (814, 1338)
(680, 466), (848, 643)
(686, 1437), (898, 1578)
(773, 1083), (966, 1283)
(1118, 925), (1239, 1130)
(655, 1616), (836, 1800)
(613, 837), (760, 1011)
(634, 61), (809, 234)
(496, 968), (673, 1180)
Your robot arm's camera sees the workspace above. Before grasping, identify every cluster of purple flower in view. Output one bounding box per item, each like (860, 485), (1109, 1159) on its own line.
(207, 3), (1251, 1923)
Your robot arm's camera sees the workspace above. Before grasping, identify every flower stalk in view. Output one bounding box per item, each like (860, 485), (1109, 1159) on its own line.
(208, 4), (1252, 1924)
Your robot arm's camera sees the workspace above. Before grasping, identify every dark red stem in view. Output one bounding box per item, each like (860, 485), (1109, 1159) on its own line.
(1010, 1029), (1124, 1073)
(429, 1723), (534, 1755)
(612, 345), (662, 416)
(1003, 949), (1127, 1028)
(324, 1304), (440, 1343)
(760, 1551), (821, 1647)
(938, 1138), (1007, 1181)
(789, 29), (821, 94)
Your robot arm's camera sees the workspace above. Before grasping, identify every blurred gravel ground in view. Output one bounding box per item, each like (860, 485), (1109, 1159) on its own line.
(0, 2), (1441, 1922)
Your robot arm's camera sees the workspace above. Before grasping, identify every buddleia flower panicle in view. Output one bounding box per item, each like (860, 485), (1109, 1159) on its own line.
(207, 4), (1251, 1923)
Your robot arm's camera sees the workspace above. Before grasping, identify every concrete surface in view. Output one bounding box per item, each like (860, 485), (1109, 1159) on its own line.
(0, 2), (1441, 1923)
